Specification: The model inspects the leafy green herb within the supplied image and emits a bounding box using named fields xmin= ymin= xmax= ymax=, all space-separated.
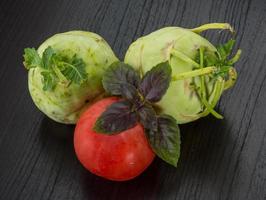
xmin=94 ymin=61 xmax=181 ymax=166
xmin=213 ymin=40 xmax=241 ymax=79
xmin=60 ymin=55 xmax=87 ymax=84
xmin=217 ymin=39 xmax=235 ymax=61
xmin=203 ymin=39 xmax=241 ymax=70
xmin=42 ymin=46 xmax=55 ymax=69
xmin=41 ymin=71 xmax=57 ymax=91
xmin=23 ymin=46 xmax=87 ymax=91
xmin=23 ymin=48 xmax=42 ymax=69
xmin=203 ymin=51 xmax=218 ymax=67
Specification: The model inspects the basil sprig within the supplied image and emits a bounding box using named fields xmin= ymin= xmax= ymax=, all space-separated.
xmin=94 ymin=61 xmax=180 ymax=167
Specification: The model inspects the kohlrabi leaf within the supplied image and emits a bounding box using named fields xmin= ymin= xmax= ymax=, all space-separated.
xmin=42 ymin=46 xmax=56 ymax=70
xmin=217 ymin=39 xmax=235 ymax=60
xmin=93 ymin=100 xmax=138 ymax=134
xmin=102 ymin=61 xmax=141 ymax=96
xmin=204 ymin=53 xmax=219 ymax=67
xmin=138 ymin=104 xmax=157 ymax=131
xmin=23 ymin=46 xmax=88 ymax=91
xmin=146 ymin=114 xmax=180 ymax=167
xmin=140 ymin=61 xmax=172 ymax=103
xmin=41 ymin=71 xmax=57 ymax=91
xmin=60 ymin=55 xmax=87 ymax=84
xmin=23 ymin=48 xmax=42 ymax=69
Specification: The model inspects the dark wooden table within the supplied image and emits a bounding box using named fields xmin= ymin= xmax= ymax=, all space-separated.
xmin=1 ymin=0 xmax=266 ymax=199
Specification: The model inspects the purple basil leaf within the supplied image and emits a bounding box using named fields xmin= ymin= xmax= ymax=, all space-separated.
xmin=102 ymin=61 xmax=141 ymax=96
xmin=138 ymin=104 xmax=157 ymax=131
xmin=140 ymin=61 xmax=172 ymax=103
xmin=93 ymin=100 xmax=137 ymax=134
xmin=120 ymin=83 xmax=141 ymax=104
xmin=146 ymin=114 xmax=180 ymax=167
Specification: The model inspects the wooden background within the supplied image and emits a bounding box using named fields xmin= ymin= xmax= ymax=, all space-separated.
xmin=0 ymin=0 xmax=266 ymax=199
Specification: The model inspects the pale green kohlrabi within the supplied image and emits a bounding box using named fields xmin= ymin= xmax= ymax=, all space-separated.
xmin=124 ymin=23 xmax=241 ymax=124
xmin=25 ymin=31 xmax=118 ymax=124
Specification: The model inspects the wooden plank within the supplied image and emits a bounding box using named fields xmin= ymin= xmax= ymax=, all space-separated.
xmin=0 ymin=0 xmax=265 ymax=199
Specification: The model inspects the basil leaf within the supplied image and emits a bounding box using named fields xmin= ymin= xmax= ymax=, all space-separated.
xmin=138 ymin=104 xmax=157 ymax=131
xmin=146 ymin=114 xmax=180 ymax=167
xmin=93 ymin=100 xmax=137 ymax=134
xmin=120 ymin=83 xmax=139 ymax=102
xmin=23 ymin=48 xmax=42 ymax=69
xmin=140 ymin=61 xmax=172 ymax=103
xmin=102 ymin=62 xmax=141 ymax=96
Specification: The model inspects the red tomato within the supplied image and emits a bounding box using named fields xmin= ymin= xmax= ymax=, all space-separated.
xmin=74 ymin=97 xmax=155 ymax=181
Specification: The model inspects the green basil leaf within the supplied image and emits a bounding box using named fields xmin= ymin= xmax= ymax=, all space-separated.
xmin=146 ymin=114 xmax=180 ymax=167
xmin=23 ymin=48 xmax=42 ymax=69
xmin=102 ymin=61 xmax=141 ymax=96
xmin=140 ymin=61 xmax=172 ymax=103
xmin=93 ymin=100 xmax=137 ymax=134
xmin=138 ymin=104 xmax=157 ymax=131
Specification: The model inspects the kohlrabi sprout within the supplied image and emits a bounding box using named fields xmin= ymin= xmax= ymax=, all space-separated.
xmin=23 ymin=31 xmax=118 ymax=124
xmin=124 ymin=23 xmax=241 ymax=124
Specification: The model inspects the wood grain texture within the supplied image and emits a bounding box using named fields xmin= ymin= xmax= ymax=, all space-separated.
xmin=0 ymin=0 xmax=266 ymax=199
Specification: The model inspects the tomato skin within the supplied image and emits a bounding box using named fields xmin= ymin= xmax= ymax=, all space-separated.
xmin=74 ymin=97 xmax=155 ymax=181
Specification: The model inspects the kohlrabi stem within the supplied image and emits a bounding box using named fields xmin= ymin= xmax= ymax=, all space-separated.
xmin=229 ymin=49 xmax=242 ymax=65
xmin=171 ymin=66 xmax=216 ymax=81
xmin=201 ymin=98 xmax=224 ymax=119
xmin=190 ymin=23 xmax=235 ymax=34
xmin=196 ymin=47 xmax=223 ymax=119
xmin=199 ymin=78 xmax=224 ymax=118
xmin=199 ymin=47 xmax=206 ymax=99
xmin=194 ymin=79 xmax=224 ymax=119
xmin=171 ymin=49 xmax=200 ymax=68
xmin=224 ymin=67 xmax=237 ymax=90
xmin=51 ymin=59 xmax=69 ymax=85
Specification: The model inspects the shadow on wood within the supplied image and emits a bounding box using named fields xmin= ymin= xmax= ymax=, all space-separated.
xmin=36 ymin=110 xmax=238 ymax=199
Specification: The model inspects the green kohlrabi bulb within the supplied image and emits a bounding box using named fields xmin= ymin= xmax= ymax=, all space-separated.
xmin=124 ymin=23 xmax=241 ymax=124
xmin=27 ymin=31 xmax=118 ymax=124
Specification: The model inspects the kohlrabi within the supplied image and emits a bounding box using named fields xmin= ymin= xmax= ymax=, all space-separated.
xmin=23 ymin=31 xmax=118 ymax=124
xmin=124 ymin=23 xmax=241 ymax=124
